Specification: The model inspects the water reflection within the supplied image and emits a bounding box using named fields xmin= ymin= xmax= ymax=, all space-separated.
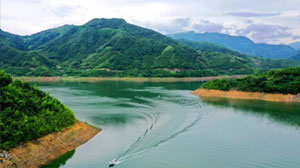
xmin=35 ymin=81 xmax=300 ymax=168
xmin=40 ymin=150 xmax=75 ymax=168
xmin=90 ymin=113 xmax=145 ymax=126
xmin=201 ymin=97 xmax=300 ymax=128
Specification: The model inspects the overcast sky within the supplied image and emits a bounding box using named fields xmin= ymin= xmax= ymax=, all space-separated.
xmin=1 ymin=0 xmax=300 ymax=44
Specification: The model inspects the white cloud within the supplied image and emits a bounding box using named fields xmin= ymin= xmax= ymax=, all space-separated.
xmin=226 ymin=12 xmax=281 ymax=17
xmin=1 ymin=0 xmax=300 ymax=44
xmin=141 ymin=18 xmax=191 ymax=34
xmin=237 ymin=24 xmax=293 ymax=43
xmin=192 ymin=20 xmax=225 ymax=33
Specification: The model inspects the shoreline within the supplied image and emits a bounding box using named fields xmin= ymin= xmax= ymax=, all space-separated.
xmin=13 ymin=75 xmax=243 ymax=83
xmin=0 ymin=121 xmax=100 ymax=168
xmin=191 ymin=89 xmax=300 ymax=103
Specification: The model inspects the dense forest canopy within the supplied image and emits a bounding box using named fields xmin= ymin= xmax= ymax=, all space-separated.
xmin=0 ymin=70 xmax=76 ymax=150
xmin=1 ymin=18 xmax=300 ymax=77
xmin=200 ymin=67 xmax=300 ymax=94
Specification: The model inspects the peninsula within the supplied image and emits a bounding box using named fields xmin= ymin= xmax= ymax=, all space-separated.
xmin=0 ymin=71 xmax=100 ymax=168
xmin=192 ymin=67 xmax=300 ymax=102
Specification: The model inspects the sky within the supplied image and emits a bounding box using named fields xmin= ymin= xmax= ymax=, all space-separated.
xmin=1 ymin=0 xmax=300 ymax=44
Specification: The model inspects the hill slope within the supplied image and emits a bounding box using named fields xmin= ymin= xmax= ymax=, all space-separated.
xmin=169 ymin=31 xmax=296 ymax=59
xmin=1 ymin=18 xmax=300 ymax=77
xmin=0 ymin=70 xmax=76 ymax=150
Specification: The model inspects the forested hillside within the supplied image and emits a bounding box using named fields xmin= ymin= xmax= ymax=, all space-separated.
xmin=1 ymin=18 xmax=300 ymax=77
xmin=0 ymin=70 xmax=76 ymax=150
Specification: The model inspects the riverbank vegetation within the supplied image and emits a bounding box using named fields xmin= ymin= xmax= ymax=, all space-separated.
xmin=0 ymin=70 xmax=76 ymax=150
xmin=200 ymin=67 xmax=300 ymax=94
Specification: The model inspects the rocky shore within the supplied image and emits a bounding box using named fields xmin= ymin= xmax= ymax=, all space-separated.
xmin=0 ymin=121 xmax=100 ymax=168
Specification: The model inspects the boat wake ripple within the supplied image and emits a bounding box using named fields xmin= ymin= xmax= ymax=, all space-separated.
xmin=110 ymin=95 xmax=207 ymax=166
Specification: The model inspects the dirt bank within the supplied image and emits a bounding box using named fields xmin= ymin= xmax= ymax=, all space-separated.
xmin=191 ymin=89 xmax=300 ymax=103
xmin=0 ymin=121 xmax=100 ymax=168
xmin=13 ymin=75 xmax=242 ymax=83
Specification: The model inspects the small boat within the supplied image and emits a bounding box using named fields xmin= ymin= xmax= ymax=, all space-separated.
xmin=109 ymin=159 xmax=120 ymax=167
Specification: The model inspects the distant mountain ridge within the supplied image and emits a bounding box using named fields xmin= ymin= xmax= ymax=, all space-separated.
xmin=290 ymin=42 xmax=300 ymax=50
xmin=289 ymin=50 xmax=300 ymax=61
xmin=1 ymin=18 xmax=300 ymax=77
xmin=168 ymin=31 xmax=296 ymax=59
xmin=177 ymin=39 xmax=300 ymax=71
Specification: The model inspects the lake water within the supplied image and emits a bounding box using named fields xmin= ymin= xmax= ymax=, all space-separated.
xmin=35 ymin=81 xmax=300 ymax=168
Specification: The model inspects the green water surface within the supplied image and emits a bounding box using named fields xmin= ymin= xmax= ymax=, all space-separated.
xmin=36 ymin=81 xmax=300 ymax=168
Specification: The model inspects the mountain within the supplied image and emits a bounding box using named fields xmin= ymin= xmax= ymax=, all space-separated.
xmin=290 ymin=42 xmax=300 ymax=50
xmin=168 ymin=31 xmax=296 ymax=59
xmin=0 ymin=19 xmax=215 ymax=77
xmin=289 ymin=50 xmax=300 ymax=61
xmin=177 ymin=39 xmax=300 ymax=71
xmin=1 ymin=18 xmax=299 ymax=77
xmin=177 ymin=39 xmax=245 ymax=56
